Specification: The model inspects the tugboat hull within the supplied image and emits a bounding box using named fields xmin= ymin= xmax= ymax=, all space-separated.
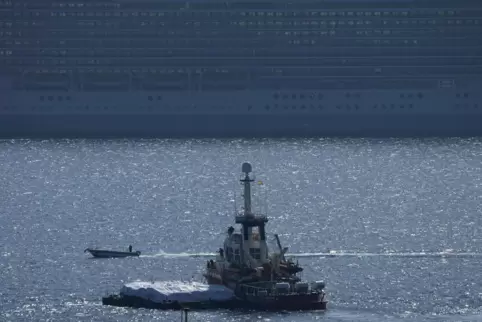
xmin=203 ymin=272 xmax=328 ymax=311
xmin=236 ymin=292 xmax=327 ymax=311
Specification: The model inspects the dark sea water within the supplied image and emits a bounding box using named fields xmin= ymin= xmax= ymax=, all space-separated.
xmin=1 ymin=138 xmax=482 ymax=322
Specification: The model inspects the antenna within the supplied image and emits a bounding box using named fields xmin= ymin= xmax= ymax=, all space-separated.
xmin=233 ymin=178 xmax=237 ymax=215
xmin=264 ymin=183 xmax=268 ymax=216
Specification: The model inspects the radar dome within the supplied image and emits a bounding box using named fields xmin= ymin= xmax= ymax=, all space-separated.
xmin=241 ymin=162 xmax=252 ymax=174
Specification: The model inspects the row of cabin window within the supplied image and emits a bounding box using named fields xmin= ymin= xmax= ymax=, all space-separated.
xmin=15 ymin=104 xmax=480 ymax=112
xmin=4 ymin=31 xmax=474 ymax=42
xmin=27 ymin=93 xmax=430 ymax=100
xmin=0 ymin=30 xmax=474 ymax=48
xmin=1 ymin=40 xmax=476 ymax=52
xmin=5 ymin=19 xmax=481 ymax=26
xmin=4 ymin=57 xmax=480 ymax=70
xmin=48 ymin=8 xmax=458 ymax=16
xmin=2 ymin=10 xmax=482 ymax=19
xmin=3 ymin=0 xmax=477 ymax=11
xmin=2 ymin=38 xmax=474 ymax=47
xmin=10 ymin=57 xmax=474 ymax=71
xmin=7 ymin=30 xmax=480 ymax=40
xmin=0 ymin=42 xmax=474 ymax=58
xmin=2 ymin=40 xmax=450 ymax=53
xmin=7 ymin=84 xmax=442 ymax=91
xmin=11 ymin=23 xmax=475 ymax=34
xmin=1 ymin=2 xmax=120 ymax=9
xmin=7 ymin=52 xmax=480 ymax=67
xmin=17 ymin=66 xmax=466 ymax=78
xmin=2 ymin=72 xmax=439 ymax=86
xmin=6 ymin=57 xmax=481 ymax=71
xmin=5 ymin=29 xmax=478 ymax=42
xmin=11 ymin=66 xmax=454 ymax=82
xmin=3 ymin=20 xmax=481 ymax=30
xmin=2 ymin=30 xmax=479 ymax=42
xmin=2 ymin=9 xmax=474 ymax=17
xmin=4 ymin=10 xmax=481 ymax=20
xmin=6 ymin=56 xmax=482 ymax=68
xmin=7 ymin=104 xmax=480 ymax=112
xmin=23 ymin=95 xmax=476 ymax=103
xmin=2 ymin=50 xmax=473 ymax=59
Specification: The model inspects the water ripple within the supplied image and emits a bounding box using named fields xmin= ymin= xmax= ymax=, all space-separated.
xmin=1 ymin=138 xmax=482 ymax=321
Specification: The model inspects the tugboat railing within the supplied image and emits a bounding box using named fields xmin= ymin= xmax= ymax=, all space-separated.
xmin=234 ymin=214 xmax=268 ymax=221
xmin=240 ymin=282 xmax=290 ymax=296
xmin=239 ymin=284 xmax=274 ymax=297
xmin=239 ymin=281 xmax=319 ymax=297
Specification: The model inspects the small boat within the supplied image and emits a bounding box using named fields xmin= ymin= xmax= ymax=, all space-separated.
xmin=84 ymin=248 xmax=141 ymax=258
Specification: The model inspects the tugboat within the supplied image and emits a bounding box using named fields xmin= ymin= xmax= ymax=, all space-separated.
xmin=203 ymin=162 xmax=327 ymax=311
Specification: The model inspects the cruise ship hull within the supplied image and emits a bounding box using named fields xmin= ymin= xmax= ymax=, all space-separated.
xmin=1 ymin=113 xmax=481 ymax=138
xmin=2 ymin=0 xmax=482 ymax=138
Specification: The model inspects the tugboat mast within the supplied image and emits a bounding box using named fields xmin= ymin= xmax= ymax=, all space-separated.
xmin=240 ymin=162 xmax=254 ymax=215
xmin=235 ymin=162 xmax=269 ymax=267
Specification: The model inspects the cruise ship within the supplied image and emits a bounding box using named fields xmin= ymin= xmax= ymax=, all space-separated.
xmin=1 ymin=0 xmax=482 ymax=138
